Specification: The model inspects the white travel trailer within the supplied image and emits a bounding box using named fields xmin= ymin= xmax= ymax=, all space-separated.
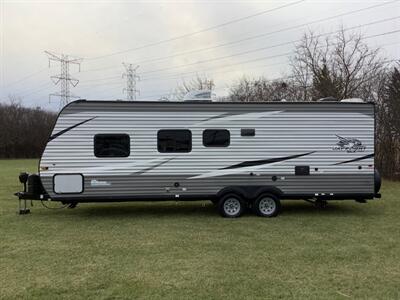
xmin=16 ymin=99 xmax=381 ymax=217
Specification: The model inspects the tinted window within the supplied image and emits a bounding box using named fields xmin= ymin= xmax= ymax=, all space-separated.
xmin=203 ymin=129 xmax=230 ymax=147
xmin=158 ymin=130 xmax=191 ymax=153
xmin=94 ymin=134 xmax=130 ymax=157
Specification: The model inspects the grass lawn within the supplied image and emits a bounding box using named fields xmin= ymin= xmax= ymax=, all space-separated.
xmin=0 ymin=159 xmax=399 ymax=299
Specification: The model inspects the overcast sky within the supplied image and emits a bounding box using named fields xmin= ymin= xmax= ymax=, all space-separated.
xmin=1 ymin=0 xmax=399 ymax=110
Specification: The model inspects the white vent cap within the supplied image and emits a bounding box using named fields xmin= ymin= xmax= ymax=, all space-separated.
xmin=183 ymin=90 xmax=216 ymax=101
xmin=340 ymin=98 xmax=365 ymax=103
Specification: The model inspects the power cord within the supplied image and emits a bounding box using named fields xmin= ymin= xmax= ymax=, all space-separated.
xmin=40 ymin=200 xmax=69 ymax=209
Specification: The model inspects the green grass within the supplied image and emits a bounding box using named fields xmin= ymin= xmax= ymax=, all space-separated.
xmin=0 ymin=159 xmax=399 ymax=299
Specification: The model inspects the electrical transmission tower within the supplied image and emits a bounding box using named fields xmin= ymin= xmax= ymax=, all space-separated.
xmin=45 ymin=51 xmax=82 ymax=108
xmin=122 ymin=63 xmax=140 ymax=100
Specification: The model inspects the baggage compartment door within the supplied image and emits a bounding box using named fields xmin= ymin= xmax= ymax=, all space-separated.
xmin=53 ymin=174 xmax=84 ymax=194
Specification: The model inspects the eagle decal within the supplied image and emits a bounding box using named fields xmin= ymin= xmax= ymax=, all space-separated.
xmin=333 ymin=135 xmax=366 ymax=153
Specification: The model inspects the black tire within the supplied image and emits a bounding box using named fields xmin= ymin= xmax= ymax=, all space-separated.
xmin=253 ymin=193 xmax=281 ymax=217
xmin=217 ymin=193 xmax=245 ymax=218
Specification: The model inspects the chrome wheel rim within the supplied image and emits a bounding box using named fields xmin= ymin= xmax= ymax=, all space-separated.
xmin=259 ymin=197 xmax=276 ymax=215
xmin=223 ymin=198 xmax=241 ymax=216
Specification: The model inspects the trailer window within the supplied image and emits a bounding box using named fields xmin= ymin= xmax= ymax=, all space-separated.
xmin=203 ymin=129 xmax=230 ymax=147
xmin=94 ymin=134 xmax=130 ymax=157
xmin=158 ymin=130 xmax=191 ymax=153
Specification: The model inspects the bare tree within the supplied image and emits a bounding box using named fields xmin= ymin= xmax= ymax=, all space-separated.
xmin=229 ymin=76 xmax=305 ymax=102
xmin=229 ymin=76 xmax=255 ymax=102
xmin=384 ymin=66 xmax=400 ymax=138
xmin=290 ymin=28 xmax=385 ymax=101
xmin=375 ymin=66 xmax=400 ymax=179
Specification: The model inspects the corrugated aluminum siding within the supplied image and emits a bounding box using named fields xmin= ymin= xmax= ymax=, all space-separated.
xmin=40 ymin=100 xmax=375 ymax=199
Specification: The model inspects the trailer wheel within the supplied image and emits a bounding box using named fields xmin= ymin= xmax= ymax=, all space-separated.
xmin=218 ymin=194 xmax=245 ymax=218
xmin=253 ymin=194 xmax=281 ymax=217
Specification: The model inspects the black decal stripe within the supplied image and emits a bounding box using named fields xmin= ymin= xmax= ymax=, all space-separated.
xmin=221 ymin=151 xmax=316 ymax=170
xmin=135 ymin=158 xmax=174 ymax=175
xmin=48 ymin=117 xmax=96 ymax=141
xmin=333 ymin=153 xmax=374 ymax=165
xmin=200 ymin=113 xmax=231 ymax=123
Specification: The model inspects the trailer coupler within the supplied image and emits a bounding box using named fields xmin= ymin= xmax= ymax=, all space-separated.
xmin=15 ymin=191 xmax=52 ymax=214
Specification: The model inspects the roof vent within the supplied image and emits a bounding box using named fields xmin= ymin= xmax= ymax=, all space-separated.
xmin=340 ymin=98 xmax=364 ymax=103
xmin=317 ymin=97 xmax=338 ymax=102
xmin=183 ymin=90 xmax=215 ymax=102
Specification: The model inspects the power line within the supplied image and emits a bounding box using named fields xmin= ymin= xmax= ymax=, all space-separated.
xmin=21 ymin=25 xmax=397 ymax=100
xmin=134 ymin=14 xmax=400 ymax=67
xmin=78 ymin=83 xmax=122 ymax=97
xmin=45 ymin=51 xmax=82 ymax=108
xmin=136 ymin=43 xmax=400 ymax=93
xmin=138 ymin=77 xmax=294 ymax=101
xmin=75 ymin=3 xmax=325 ymax=75
xmin=73 ymin=16 xmax=399 ymax=87
xmin=25 ymin=55 xmax=400 ymax=103
xmin=137 ymin=57 xmax=400 ymax=101
xmin=139 ymin=29 xmax=400 ymax=77
xmin=54 ymin=42 xmax=400 ymax=101
xmin=79 ymin=74 xmax=121 ymax=85
xmin=72 ymin=33 xmax=400 ymax=93
xmin=87 ymin=0 xmax=306 ymax=61
xmin=87 ymin=0 xmax=397 ymax=63
xmin=19 ymin=82 xmax=53 ymax=98
xmin=16 ymin=25 xmax=398 ymax=100
xmin=2 ymin=67 xmax=49 ymax=88
xmin=78 ymin=79 xmax=122 ymax=89
xmin=72 ymin=29 xmax=400 ymax=92
xmin=144 ymin=50 xmax=400 ymax=85
xmin=76 ymin=1 xmax=398 ymax=76
xmin=5 ymin=0 xmax=397 ymax=91
xmin=142 ymin=61 xmax=290 ymax=83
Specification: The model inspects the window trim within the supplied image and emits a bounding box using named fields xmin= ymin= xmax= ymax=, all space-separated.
xmin=94 ymin=133 xmax=131 ymax=158
xmin=157 ymin=129 xmax=192 ymax=153
xmin=202 ymin=129 xmax=230 ymax=147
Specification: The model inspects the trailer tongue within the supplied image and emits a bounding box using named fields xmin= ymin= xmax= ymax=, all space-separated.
xmin=15 ymin=172 xmax=47 ymax=214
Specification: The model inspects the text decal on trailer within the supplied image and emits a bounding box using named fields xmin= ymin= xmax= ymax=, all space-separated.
xmin=333 ymin=135 xmax=366 ymax=153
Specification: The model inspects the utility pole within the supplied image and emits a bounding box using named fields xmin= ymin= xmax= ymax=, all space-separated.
xmin=45 ymin=51 xmax=82 ymax=108
xmin=122 ymin=63 xmax=140 ymax=100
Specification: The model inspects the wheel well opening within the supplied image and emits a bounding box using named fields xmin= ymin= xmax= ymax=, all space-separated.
xmin=217 ymin=186 xmax=282 ymax=203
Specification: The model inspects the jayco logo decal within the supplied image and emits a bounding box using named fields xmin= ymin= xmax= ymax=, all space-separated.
xmin=333 ymin=135 xmax=366 ymax=153
xmin=90 ymin=179 xmax=111 ymax=187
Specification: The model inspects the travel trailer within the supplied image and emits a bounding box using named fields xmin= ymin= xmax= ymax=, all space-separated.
xmin=16 ymin=98 xmax=381 ymax=217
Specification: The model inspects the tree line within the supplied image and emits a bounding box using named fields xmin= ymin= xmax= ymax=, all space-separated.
xmin=0 ymin=98 xmax=56 ymax=158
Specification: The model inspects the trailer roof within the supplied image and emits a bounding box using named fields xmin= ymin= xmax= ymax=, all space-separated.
xmin=72 ymin=99 xmax=374 ymax=106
